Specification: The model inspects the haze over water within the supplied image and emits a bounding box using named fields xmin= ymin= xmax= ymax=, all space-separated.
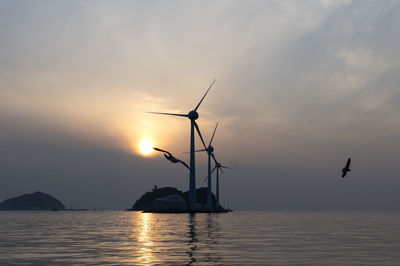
xmin=1 ymin=211 xmax=400 ymax=265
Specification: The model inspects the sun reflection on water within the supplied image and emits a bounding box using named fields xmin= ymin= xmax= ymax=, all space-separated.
xmin=137 ymin=212 xmax=154 ymax=264
xmin=1 ymin=211 xmax=400 ymax=264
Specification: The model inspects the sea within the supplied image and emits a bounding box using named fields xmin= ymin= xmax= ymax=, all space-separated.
xmin=0 ymin=211 xmax=399 ymax=265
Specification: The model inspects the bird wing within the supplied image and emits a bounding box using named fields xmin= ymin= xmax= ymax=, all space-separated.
xmin=346 ymin=158 xmax=351 ymax=168
xmin=153 ymin=147 xmax=172 ymax=157
xmin=342 ymin=170 xmax=347 ymax=178
xmin=168 ymin=155 xmax=179 ymax=163
xmin=178 ymin=160 xmax=190 ymax=170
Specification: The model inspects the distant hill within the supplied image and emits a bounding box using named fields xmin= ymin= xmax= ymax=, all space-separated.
xmin=130 ymin=186 xmax=221 ymax=211
xmin=0 ymin=191 xmax=66 ymax=211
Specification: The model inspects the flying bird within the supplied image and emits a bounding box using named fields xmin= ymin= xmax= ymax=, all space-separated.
xmin=153 ymin=147 xmax=190 ymax=170
xmin=341 ymin=157 xmax=351 ymax=178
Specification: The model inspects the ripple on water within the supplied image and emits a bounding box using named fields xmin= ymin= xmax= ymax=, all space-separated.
xmin=1 ymin=211 xmax=400 ymax=265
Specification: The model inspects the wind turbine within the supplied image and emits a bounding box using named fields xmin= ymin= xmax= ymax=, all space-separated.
xmin=148 ymin=79 xmax=216 ymax=211
xmin=195 ymin=122 xmax=219 ymax=211
xmin=209 ymin=161 xmax=231 ymax=211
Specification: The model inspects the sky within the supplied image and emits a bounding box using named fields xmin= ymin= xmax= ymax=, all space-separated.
xmin=1 ymin=0 xmax=400 ymax=210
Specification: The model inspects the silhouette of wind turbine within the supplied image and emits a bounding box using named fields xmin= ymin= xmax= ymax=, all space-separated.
xmin=209 ymin=161 xmax=231 ymax=211
xmin=153 ymin=147 xmax=190 ymax=170
xmin=148 ymin=79 xmax=215 ymax=211
xmin=194 ymin=122 xmax=219 ymax=211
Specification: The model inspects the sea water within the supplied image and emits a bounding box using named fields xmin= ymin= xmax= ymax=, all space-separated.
xmin=1 ymin=211 xmax=399 ymax=265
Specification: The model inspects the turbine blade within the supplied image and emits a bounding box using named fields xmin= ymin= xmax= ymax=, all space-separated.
xmin=182 ymin=149 xmax=207 ymax=154
xmin=194 ymin=79 xmax=216 ymax=111
xmin=211 ymin=166 xmax=217 ymax=174
xmin=210 ymin=153 xmax=218 ymax=165
xmin=194 ymin=121 xmax=207 ymax=150
xmin=204 ymin=165 xmax=217 ymax=182
xmin=221 ymin=166 xmax=232 ymax=169
xmin=209 ymin=122 xmax=219 ymax=146
xmin=147 ymin=112 xmax=188 ymax=117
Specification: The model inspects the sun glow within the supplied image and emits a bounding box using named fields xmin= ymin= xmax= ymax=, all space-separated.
xmin=139 ymin=139 xmax=154 ymax=156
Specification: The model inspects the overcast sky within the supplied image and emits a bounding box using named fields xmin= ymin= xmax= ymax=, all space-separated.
xmin=1 ymin=0 xmax=400 ymax=210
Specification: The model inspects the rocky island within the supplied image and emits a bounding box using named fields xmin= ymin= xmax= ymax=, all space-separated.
xmin=129 ymin=186 xmax=232 ymax=213
xmin=0 ymin=191 xmax=66 ymax=211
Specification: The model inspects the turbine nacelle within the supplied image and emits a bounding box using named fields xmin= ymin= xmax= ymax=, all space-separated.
xmin=207 ymin=145 xmax=214 ymax=153
xmin=188 ymin=110 xmax=199 ymax=120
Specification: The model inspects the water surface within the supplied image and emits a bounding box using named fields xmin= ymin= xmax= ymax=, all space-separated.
xmin=1 ymin=211 xmax=399 ymax=265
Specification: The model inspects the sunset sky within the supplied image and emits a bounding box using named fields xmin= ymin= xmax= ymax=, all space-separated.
xmin=1 ymin=0 xmax=400 ymax=210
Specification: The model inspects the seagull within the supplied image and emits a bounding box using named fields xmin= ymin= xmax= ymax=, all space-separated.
xmin=153 ymin=147 xmax=190 ymax=170
xmin=341 ymin=157 xmax=351 ymax=178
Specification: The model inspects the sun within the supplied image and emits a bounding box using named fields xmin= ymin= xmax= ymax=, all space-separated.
xmin=139 ymin=139 xmax=154 ymax=156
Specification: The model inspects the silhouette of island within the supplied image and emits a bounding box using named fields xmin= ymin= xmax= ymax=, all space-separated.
xmin=0 ymin=191 xmax=66 ymax=211
xmin=129 ymin=186 xmax=231 ymax=213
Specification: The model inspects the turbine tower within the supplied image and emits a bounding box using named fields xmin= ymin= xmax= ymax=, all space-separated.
xmin=196 ymin=122 xmax=219 ymax=211
xmin=149 ymin=79 xmax=215 ymax=211
xmin=211 ymin=161 xmax=230 ymax=210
